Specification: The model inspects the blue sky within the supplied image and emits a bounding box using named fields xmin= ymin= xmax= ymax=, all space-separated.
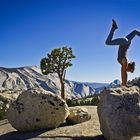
xmin=0 ymin=0 xmax=140 ymax=83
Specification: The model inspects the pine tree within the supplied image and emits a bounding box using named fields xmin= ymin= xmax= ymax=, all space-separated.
xmin=40 ymin=46 xmax=75 ymax=100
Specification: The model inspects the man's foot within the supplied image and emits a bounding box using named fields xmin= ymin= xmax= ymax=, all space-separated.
xmin=112 ymin=19 xmax=118 ymax=29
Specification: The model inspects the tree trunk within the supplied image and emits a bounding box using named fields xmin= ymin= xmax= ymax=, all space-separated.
xmin=60 ymin=78 xmax=65 ymax=100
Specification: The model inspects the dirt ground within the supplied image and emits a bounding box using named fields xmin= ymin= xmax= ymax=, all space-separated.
xmin=0 ymin=106 xmax=107 ymax=140
xmin=0 ymin=106 xmax=139 ymax=140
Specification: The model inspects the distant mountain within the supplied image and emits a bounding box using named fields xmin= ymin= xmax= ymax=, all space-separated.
xmin=109 ymin=79 xmax=121 ymax=87
xmin=0 ymin=66 xmax=121 ymax=99
xmin=83 ymin=80 xmax=121 ymax=94
xmin=0 ymin=66 xmax=95 ymax=99
xmin=84 ymin=82 xmax=109 ymax=89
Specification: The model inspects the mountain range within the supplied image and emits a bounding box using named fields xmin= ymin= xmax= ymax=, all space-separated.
xmin=0 ymin=66 xmax=120 ymax=99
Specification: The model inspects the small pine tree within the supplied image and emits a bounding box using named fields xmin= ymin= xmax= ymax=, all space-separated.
xmin=66 ymin=99 xmax=72 ymax=107
xmin=0 ymin=103 xmax=7 ymax=120
xmin=40 ymin=46 xmax=75 ymax=100
xmin=91 ymin=96 xmax=99 ymax=106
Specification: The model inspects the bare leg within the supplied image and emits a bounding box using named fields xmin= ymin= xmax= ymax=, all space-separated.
xmin=126 ymin=29 xmax=140 ymax=41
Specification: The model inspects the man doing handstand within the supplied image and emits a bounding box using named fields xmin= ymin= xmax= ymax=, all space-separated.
xmin=105 ymin=19 xmax=140 ymax=86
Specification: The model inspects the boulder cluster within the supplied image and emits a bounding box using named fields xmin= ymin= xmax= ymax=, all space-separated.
xmin=7 ymin=89 xmax=91 ymax=132
xmin=7 ymin=84 xmax=140 ymax=140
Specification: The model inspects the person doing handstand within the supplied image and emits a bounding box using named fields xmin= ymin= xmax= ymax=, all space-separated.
xmin=105 ymin=19 xmax=140 ymax=86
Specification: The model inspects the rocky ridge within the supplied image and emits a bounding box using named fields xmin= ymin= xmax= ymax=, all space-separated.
xmin=0 ymin=66 xmax=95 ymax=99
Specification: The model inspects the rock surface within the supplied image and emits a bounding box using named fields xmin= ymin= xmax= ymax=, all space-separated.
xmin=0 ymin=106 xmax=139 ymax=140
xmin=0 ymin=106 xmax=106 ymax=140
xmin=98 ymin=86 xmax=140 ymax=140
xmin=7 ymin=89 xmax=69 ymax=132
xmin=66 ymin=107 xmax=91 ymax=125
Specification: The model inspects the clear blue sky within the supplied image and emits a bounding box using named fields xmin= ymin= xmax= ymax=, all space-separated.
xmin=0 ymin=0 xmax=140 ymax=83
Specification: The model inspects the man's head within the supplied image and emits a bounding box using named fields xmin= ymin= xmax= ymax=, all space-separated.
xmin=127 ymin=62 xmax=135 ymax=73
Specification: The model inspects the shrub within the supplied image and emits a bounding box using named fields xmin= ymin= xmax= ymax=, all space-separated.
xmin=66 ymin=95 xmax=100 ymax=107
xmin=0 ymin=103 xmax=7 ymax=120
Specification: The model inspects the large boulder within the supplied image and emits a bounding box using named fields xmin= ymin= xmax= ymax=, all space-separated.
xmin=7 ymin=89 xmax=69 ymax=132
xmin=66 ymin=107 xmax=91 ymax=125
xmin=97 ymin=86 xmax=140 ymax=140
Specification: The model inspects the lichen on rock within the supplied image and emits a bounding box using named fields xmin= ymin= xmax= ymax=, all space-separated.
xmin=7 ymin=88 xmax=69 ymax=132
xmin=97 ymin=86 xmax=140 ymax=140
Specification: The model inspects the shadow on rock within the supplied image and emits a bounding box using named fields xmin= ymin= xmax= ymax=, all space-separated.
xmin=0 ymin=130 xmax=106 ymax=140
xmin=38 ymin=135 xmax=107 ymax=140
xmin=0 ymin=129 xmax=49 ymax=140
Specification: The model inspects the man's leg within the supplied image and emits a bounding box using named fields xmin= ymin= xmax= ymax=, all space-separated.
xmin=105 ymin=25 xmax=129 ymax=46
xmin=126 ymin=29 xmax=140 ymax=41
xmin=105 ymin=27 xmax=116 ymax=45
xmin=120 ymin=58 xmax=128 ymax=86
